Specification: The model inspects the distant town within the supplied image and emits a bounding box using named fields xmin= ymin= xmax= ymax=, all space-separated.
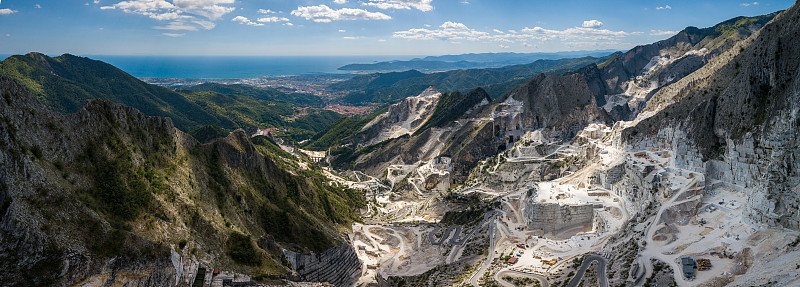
xmin=143 ymin=74 xmax=379 ymax=116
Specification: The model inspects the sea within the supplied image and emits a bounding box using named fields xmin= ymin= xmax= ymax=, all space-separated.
xmin=0 ymin=54 xmax=418 ymax=79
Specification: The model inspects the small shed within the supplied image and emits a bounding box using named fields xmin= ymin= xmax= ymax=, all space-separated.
xmin=681 ymin=257 xmax=697 ymax=278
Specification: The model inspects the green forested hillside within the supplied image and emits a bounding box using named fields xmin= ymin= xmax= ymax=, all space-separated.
xmin=0 ymin=53 xmax=341 ymax=140
xmin=301 ymin=105 xmax=390 ymax=151
xmin=182 ymin=82 xmax=324 ymax=108
xmin=0 ymin=53 xmax=222 ymax=131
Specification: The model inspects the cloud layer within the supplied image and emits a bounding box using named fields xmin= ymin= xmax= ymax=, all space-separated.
xmin=394 ymin=21 xmax=639 ymax=45
xmin=101 ymin=0 xmax=235 ymax=30
xmin=364 ymin=0 xmax=433 ymax=12
xmin=650 ymin=29 xmax=678 ymax=36
xmin=232 ymin=15 xmax=263 ymax=26
xmin=291 ymin=4 xmax=390 ymax=22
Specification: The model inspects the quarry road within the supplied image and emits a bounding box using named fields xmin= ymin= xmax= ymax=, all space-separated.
xmin=639 ymin=175 xmax=700 ymax=286
xmin=566 ymin=255 xmax=608 ymax=287
xmin=495 ymin=269 xmax=550 ymax=287
xmin=429 ymin=225 xmax=462 ymax=245
xmin=507 ymin=144 xmax=573 ymax=163
xmin=469 ymin=212 xmax=498 ymax=287
xmin=447 ymin=213 xmax=492 ymax=263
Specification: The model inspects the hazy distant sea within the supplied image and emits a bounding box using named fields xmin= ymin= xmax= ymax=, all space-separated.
xmin=0 ymin=54 xmax=417 ymax=79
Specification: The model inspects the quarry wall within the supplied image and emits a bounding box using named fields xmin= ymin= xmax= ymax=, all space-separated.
xmin=283 ymin=243 xmax=362 ymax=287
xmin=524 ymin=202 xmax=594 ymax=235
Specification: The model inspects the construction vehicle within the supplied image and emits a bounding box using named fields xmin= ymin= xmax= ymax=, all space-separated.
xmin=697 ymin=258 xmax=712 ymax=271
xmin=543 ymin=259 xmax=558 ymax=265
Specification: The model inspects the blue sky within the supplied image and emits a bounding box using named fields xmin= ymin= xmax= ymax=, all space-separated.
xmin=0 ymin=0 xmax=794 ymax=56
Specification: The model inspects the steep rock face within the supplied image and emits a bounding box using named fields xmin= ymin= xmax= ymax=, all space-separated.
xmin=440 ymin=120 xmax=498 ymax=183
xmin=511 ymin=73 xmax=607 ymax=139
xmin=625 ymin=4 xmax=800 ymax=230
xmin=341 ymin=87 xmax=492 ymax=181
xmin=589 ymin=12 xmax=777 ymax=121
xmin=440 ymin=73 xmax=607 ymax=182
xmin=0 ymin=76 xmax=363 ymax=286
xmin=354 ymin=87 xmax=441 ymax=147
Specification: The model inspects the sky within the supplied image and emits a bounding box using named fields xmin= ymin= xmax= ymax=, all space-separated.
xmin=0 ymin=0 xmax=795 ymax=56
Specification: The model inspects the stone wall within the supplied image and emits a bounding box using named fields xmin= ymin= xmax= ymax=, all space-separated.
xmin=283 ymin=243 xmax=362 ymax=287
xmin=524 ymin=202 xmax=594 ymax=235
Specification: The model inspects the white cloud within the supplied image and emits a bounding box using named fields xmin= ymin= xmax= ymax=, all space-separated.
xmin=650 ymin=29 xmax=678 ymax=36
xmin=499 ymin=44 xmax=509 ymax=49
xmin=377 ymin=39 xmax=386 ymax=42
xmin=740 ymin=2 xmax=759 ymax=6
xmin=393 ymin=21 xmax=490 ymax=41
xmin=154 ymin=21 xmax=199 ymax=31
xmin=460 ymin=0 xmax=470 ymax=4
xmin=338 ymin=29 xmax=346 ymax=32
xmin=101 ymin=0 xmax=234 ymax=31
xmin=162 ymin=32 xmax=185 ymax=37
xmin=34 ymin=4 xmax=42 ymax=8
xmin=283 ymin=22 xmax=294 ymax=26
xmin=656 ymin=5 xmax=671 ymax=10
xmin=232 ymin=15 xmax=264 ymax=26
xmin=291 ymin=5 xmax=390 ymax=23
xmin=394 ymin=21 xmax=638 ymax=46
xmin=101 ymin=1 xmax=176 ymax=12
xmin=0 ymin=8 xmax=17 ymax=15
xmin=192 ymin=19 xmax=215 ymax=29
xmin=519 ymin=26 xmax=637 ymax=41
xmin=258 ymin=9 xmax=279 ymax=14
xmin=364 ymin=0 xmax=433 ymax=12
xmin=333 ymin=0 xmax=347 ymax=4
xmin=343 ymin=36 xmax=359 ymax=39
xmin=149 ymin=12 xmax=185 ymax=20
xmin=582 ymin=20 xmax=603 ymax=28
xmin=257 ymin=16 xmax=289 ymax=23
xmin=5 ymin=34 xmax=10 ymax=37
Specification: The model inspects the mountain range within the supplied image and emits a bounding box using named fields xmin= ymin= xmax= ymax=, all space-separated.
xmin=338 ymin=50 xmax=619 ymax=72
xmin=3 ymin=5 xmax=800 ymax=287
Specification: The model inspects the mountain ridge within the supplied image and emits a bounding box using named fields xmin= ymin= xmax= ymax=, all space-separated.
xmin=0 ymin=75 xmax=364 ymax=286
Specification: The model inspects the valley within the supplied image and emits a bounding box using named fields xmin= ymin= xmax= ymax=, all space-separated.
xmin=3 ymin=2 xmax=800 ymax=287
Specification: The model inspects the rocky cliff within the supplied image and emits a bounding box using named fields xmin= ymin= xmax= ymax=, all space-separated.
xmin=440 ymin=73 xmax=608 ymax=182
xmin=625 ymin=3 xmax=800 ymax=230
xmin=581 ymin=12 xmax=777 ymax=121
xmin=353 ymin=86 xmax=441 ymax=147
